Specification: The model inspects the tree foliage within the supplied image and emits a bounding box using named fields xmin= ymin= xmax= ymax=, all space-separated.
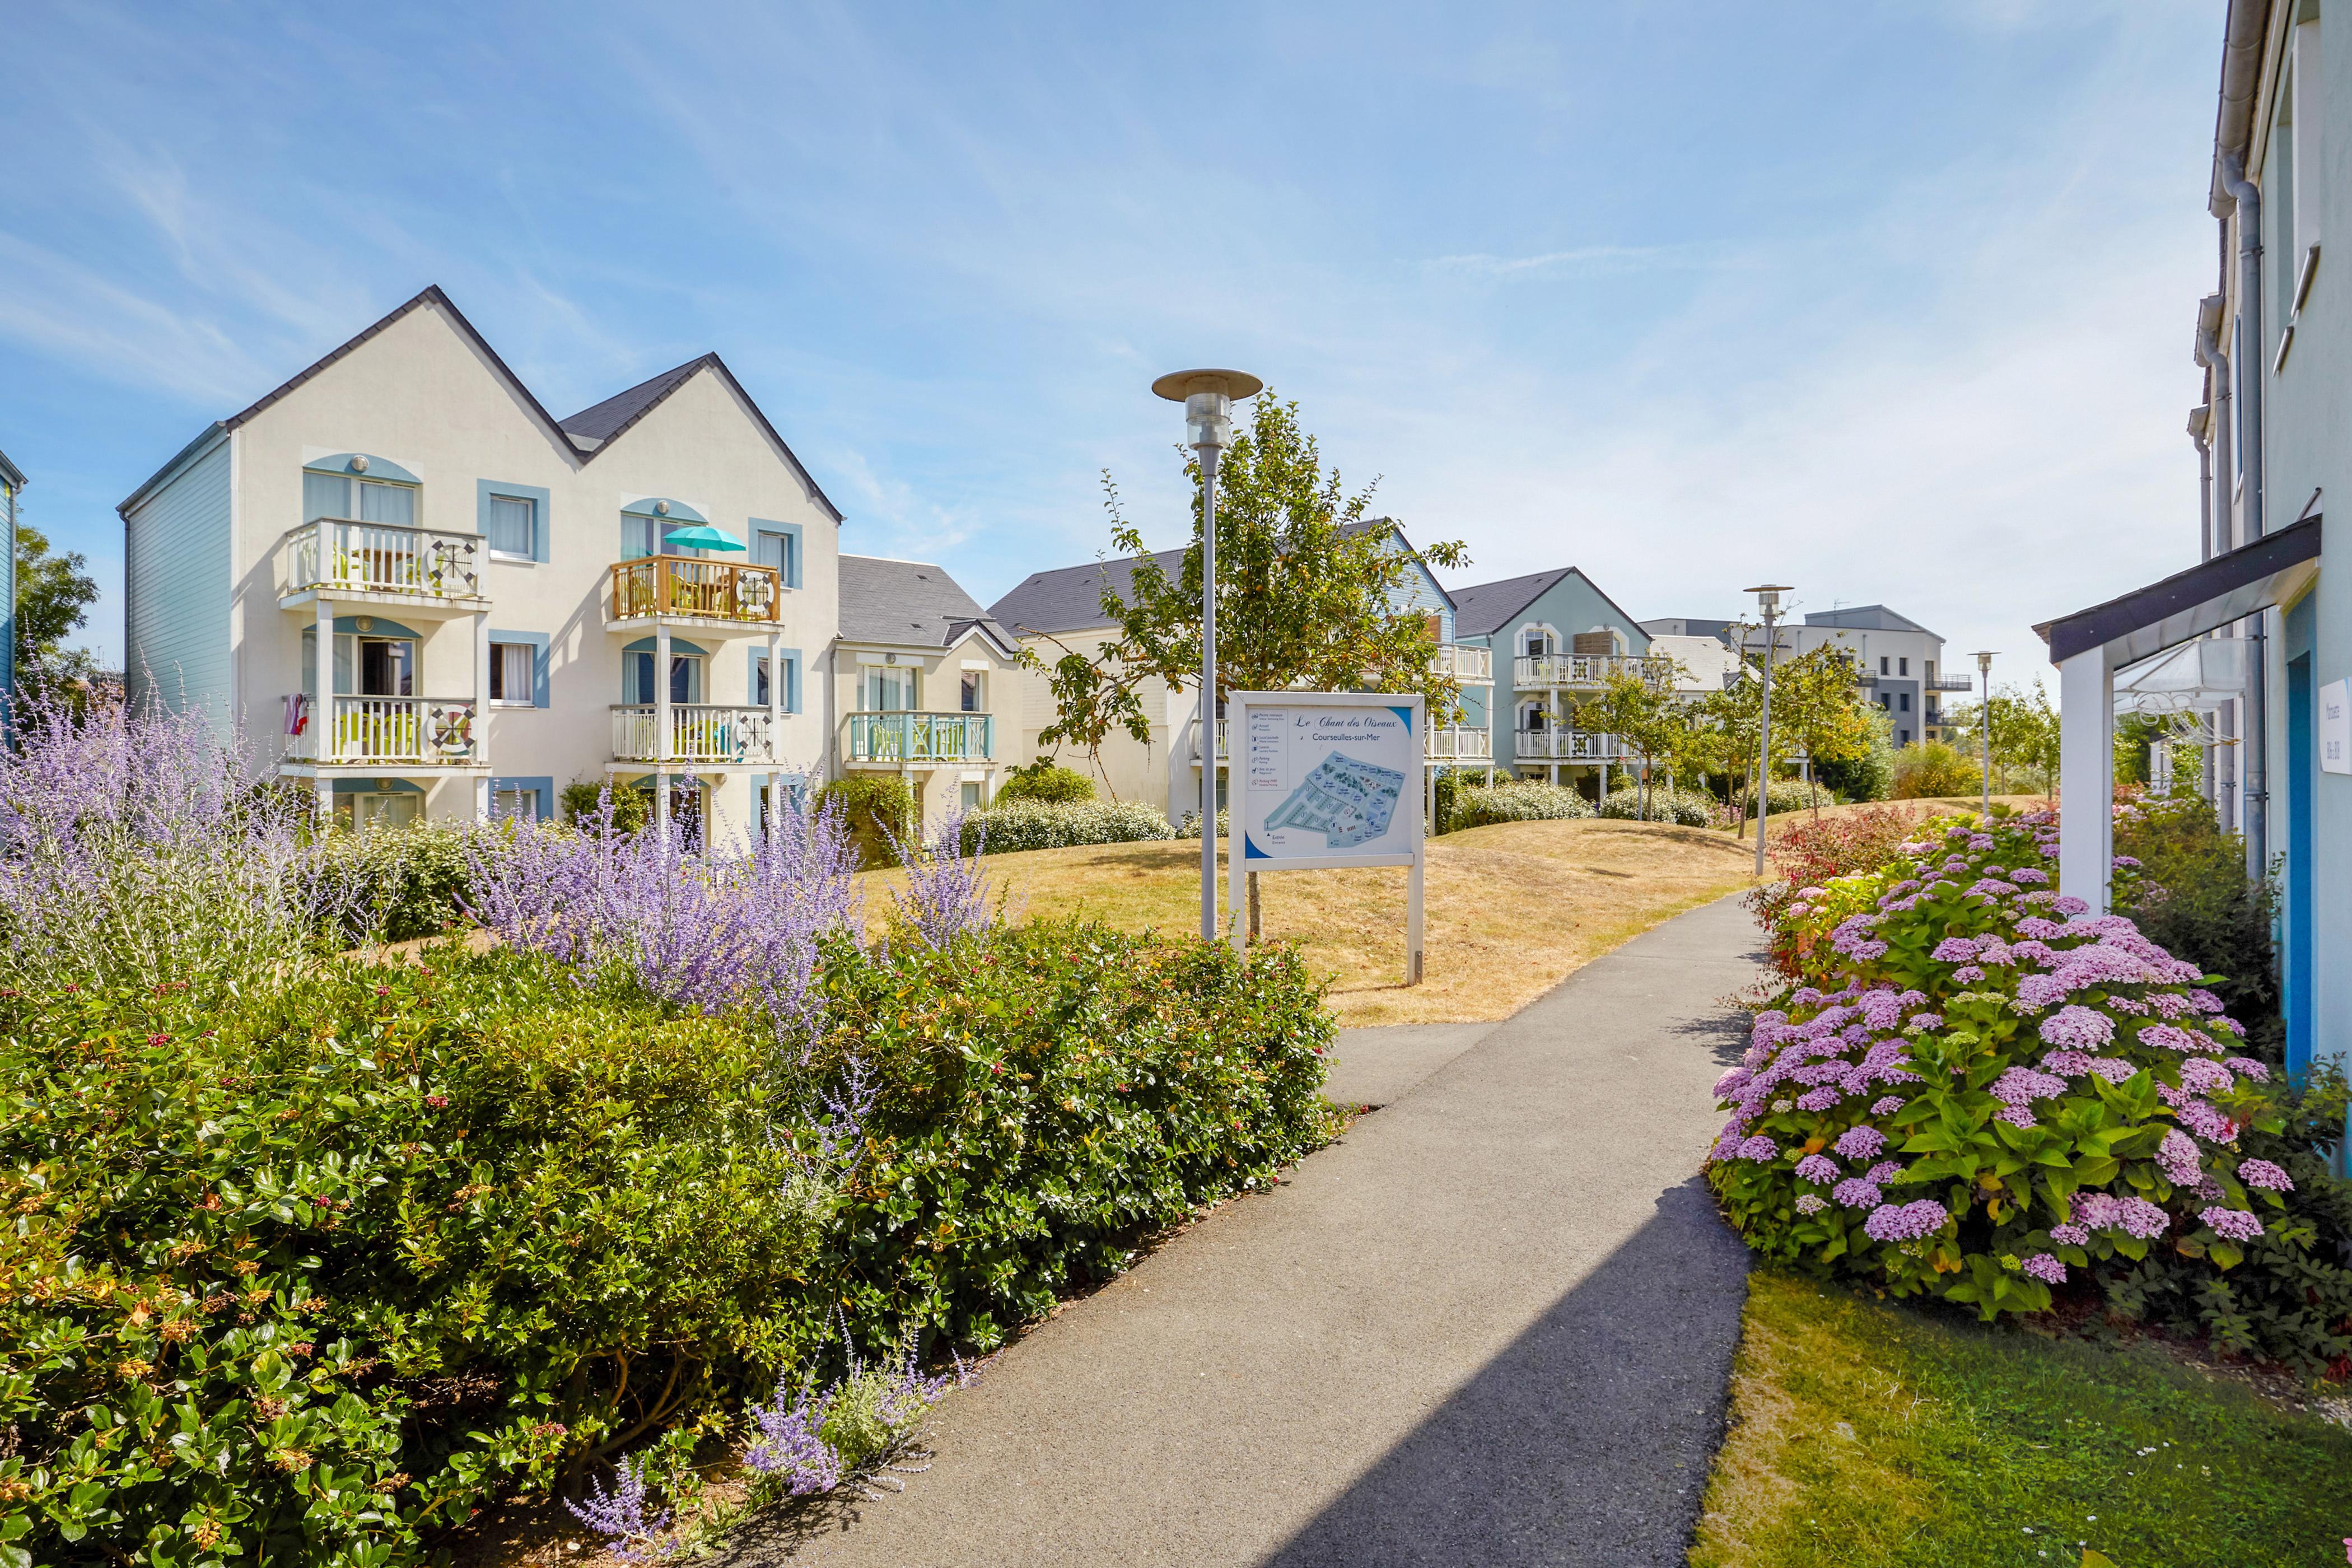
xmin=16 ymin=520 xmax=99 ymax=664
xmin=1571 ymin=657 xmax=1691 ymax=819
xmin=1029 ymin=396 xmax=1469 ymax=767
xmin=1944 ymin=680 xmax=2062 ymax=791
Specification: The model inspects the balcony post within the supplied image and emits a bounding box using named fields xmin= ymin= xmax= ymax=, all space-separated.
xmin=655 ymin=622 xmax=673 ymax=846
xmin=315 ymin=596 xmax=335 ymax=764
xmin=767 ymin=630 xmax=783 ymax=846
xmin=473 ymin=610 xmax=491 ymax=822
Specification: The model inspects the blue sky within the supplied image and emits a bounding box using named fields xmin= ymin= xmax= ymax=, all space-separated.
xmin=4 ymin=1 xmax=2221 ymax=694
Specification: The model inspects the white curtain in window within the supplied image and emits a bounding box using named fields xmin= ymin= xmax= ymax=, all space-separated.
xmin=493 ymin=642 xmax=533 ymax=702
xmin=487 ymin=496 xmax=534 ymax=556
xmin=357 ymin=480 xmax=415 ymax=527
xmin=304 ymin=472 xmax=351 ymax=522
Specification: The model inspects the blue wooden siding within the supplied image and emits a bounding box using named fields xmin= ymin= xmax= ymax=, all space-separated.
xmin=125 ymin=434 xmax=232 ymax=726
xmin=1378 ymin=537 xmax=1455 ymax=643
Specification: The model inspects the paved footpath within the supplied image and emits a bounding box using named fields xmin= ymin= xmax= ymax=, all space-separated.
xmin=739 ymin=894 xmax=1766 ymax=1568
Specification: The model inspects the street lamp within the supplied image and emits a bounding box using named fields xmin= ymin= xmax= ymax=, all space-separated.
xmin=1154 ymin=368 xmax=1263 ymax=942
xmin=1973 ymin=650 xmax=1998 ymax=815
xmin=1745 ymin=584 xmax=1794 ymax=878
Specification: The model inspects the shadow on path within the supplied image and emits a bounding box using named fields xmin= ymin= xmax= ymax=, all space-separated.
xmin=1262 ymin=1180 xmax=1750 ymax=1568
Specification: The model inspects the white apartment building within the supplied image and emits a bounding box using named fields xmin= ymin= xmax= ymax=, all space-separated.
xmin=118 ymin=287 xmax=842 ymax=835
xmin=1640 ymin=605 xmax=1969 ymax=746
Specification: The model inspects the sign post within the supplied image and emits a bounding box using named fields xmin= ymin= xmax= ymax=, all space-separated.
xmin=1226 ymin=691 xmax=1425 ymax=984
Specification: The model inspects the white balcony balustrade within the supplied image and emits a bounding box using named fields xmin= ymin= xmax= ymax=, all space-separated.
xmin=611 ymin=704 xmax=782 ymax=764
xmin=283 ymin=695 xmax=478 ymax=765
xmin=1425 ymin=726 xmax=1492 ymax=761
xmin=1513 ymin=654 xmax=1670 ymax=690
xmin=283 ymin=520 xmax=483 ymax=600
xmin=1514 ymin=727 xmax=1620 ymax=762
xmin=1431 ymin=644 xmax=1494 ymax=681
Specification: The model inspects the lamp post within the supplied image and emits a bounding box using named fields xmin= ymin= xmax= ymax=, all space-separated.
xmin=1153 ymin=368 xmax=1263 ymax=942
xmin=1746 ymin=584 xmax=1793 ymax=878
xmin=1973 ymin=650 xmax=1998 ymax=815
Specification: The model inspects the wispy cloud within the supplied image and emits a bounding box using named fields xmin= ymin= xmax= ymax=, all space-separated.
xmin=1424 ymin=244 xmax=1735 ymax=279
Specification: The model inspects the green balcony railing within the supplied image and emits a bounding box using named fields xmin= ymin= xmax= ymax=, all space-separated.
xmin=847 ymin=711 xmax=993 ymax=764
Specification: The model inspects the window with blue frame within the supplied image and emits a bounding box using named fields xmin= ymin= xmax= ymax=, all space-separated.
xmin=486 ymin=494 xmax=536 ymax=558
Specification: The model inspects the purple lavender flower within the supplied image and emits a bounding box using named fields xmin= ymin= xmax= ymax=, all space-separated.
xmin=564 ymin=1456 xmax=678 ymax=1563
xmin=1863 ymin=1200 xmax=1950 ymax=1242
xmin=743 ymin=1376 xmax=846 ymax=1497
xmin=884 ymin=809 xmax=1000 ymax=948
xmin=2237 ymin=1159 xmax=2293 ymax=1192
xmin=2050 ymin=1224 xmax=2090 ymax=1246
xmin=1794 ymin=1153 xmax=1841 ymax=1185
xmin=2020 ymin=1253 xmax=2066 ymax=1285
xmin=2201 ymin=1207 xmax=2264 ymax=1242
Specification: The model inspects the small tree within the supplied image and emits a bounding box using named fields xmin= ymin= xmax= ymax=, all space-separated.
xmin=1572 ymin=657 xmax=1690 ymax=820
xmin=1698 ymin=627 xmax=1802 ymax=835
xmin=1028 ymin=395 xmax=1470 ymax=766
xmin=1767 ymin=645 xmax=1879 ymax=819
xmin=1944 ymin=679 xmax=2061 ymax=793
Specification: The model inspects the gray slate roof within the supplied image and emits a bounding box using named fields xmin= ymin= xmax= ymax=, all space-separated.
xmin=987 ymin=549 xmax=1183 ymax=636
xmin=838 ymin=554 xmax=1014 ymax=652
xmin=559 ymin=358 xmax=708 ymax=445
xmin=1449 ymin=568 xmax=1576 ymax=638
xmin=1803 ymin=603 xmax=1939 ymax=637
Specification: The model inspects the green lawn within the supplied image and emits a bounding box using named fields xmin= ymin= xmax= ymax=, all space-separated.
xmin=1691 ymin=1266 xmax=2352 ymax=1568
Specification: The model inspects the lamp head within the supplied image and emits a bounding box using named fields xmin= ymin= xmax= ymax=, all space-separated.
xmin=1973 ymin=648 xmax=1998 ymax=674
xmin=1153 ymin=370 xmax=1263 ymax=454
xmin=1742 ymin=582 xmax=1794 ymax=616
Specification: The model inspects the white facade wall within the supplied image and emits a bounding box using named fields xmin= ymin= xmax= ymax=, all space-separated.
xmin=204 ymin=298 xmax=841 ymax=831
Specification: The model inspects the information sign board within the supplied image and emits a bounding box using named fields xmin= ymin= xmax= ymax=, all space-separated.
xmin=1225 ymin=690 xmax=1424 ymax=981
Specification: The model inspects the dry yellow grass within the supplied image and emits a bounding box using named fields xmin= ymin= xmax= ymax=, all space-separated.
xmin=862 ymin=818 xmax=1758 ymax=1026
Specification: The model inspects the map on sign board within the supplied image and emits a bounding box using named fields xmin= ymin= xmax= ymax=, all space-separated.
xmin=1239 ymin=699 xmax=1420 ymax=866
xmin=1266 ymin=752 xmax=1406 ymax=848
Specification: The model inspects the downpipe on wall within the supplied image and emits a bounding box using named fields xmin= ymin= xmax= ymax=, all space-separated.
xmin=2222 ymin=153 xmax=2267 ymax=872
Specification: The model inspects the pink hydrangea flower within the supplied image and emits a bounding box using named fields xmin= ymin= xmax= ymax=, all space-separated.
xmin=2157 ymin=1129 xmax=2202 ymax=1184
xmin=1833 ymin=1126 xmax=1887 ymax=1160
xmin=1737 ymin=1136 xmax=1780 ymax=1161
xmin=1794 ymin=1154 xmax=1841 ymax=1184
xmin=2201 ymin=1207 xmax=2264 ymax=1242
xmin=2237 ymin=1159 xmax=2293 ymax=1192
xmin=2175 ymin=1099 xmax=2241 ymax=1143
xmin=1831 ymin=1178 xmax=1883 ymax=1210
xmin=2178 ymin=1058 xmax=2233 ymax=1095
xmin=2038 ymin=1006 xmax=2114 ymax=1050
xmin=2050 ymin=1224 xmax=2090 ymax=1246
xmin=1951 ymin=965 xmax=1986 ymax=984
xmin=1870 ymin=1096 xmax=1905 ymax=1116
xmin=1865 ymin=1161 xmax=1903 ymax=1183
xmin=1932 ymin=937 xmax=1980 ymax=962
xmin=2225 ymin=1056 xmax=2271 ymax=1082
xmin=2020 ymin=1253 xmax=2066 ymax=1285
xmin=2054 ymin=895 xmax=2090 ymax=916
xmin=1794 ymin=1194 xmax=1828 ymax=1215
xmin=2015 ymin=974 xmax=2068 ymax=1011
xmin=1796 ymin=1086 xmax=1844 ymax=1112
xmin=1863 ymin=1200 xmax=1950 ymax=1242
xmin=1994 ymin=1103 xmax=2039 ymax=1128
xmin=1992 ymin=1067 xmax=2068 ymax=1105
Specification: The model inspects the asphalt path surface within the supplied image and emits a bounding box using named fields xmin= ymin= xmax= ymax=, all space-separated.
xmin=729 ymin=893 xmax=1765 ymax=1567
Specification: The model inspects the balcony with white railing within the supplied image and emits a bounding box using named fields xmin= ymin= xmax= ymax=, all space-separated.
xmin=1431 ymin=644 xmax=1494 ymax=681
xmin=282 ymin=695 xmax=479 ymax=766
xmin=1514 ymin=727 xmax=1619 ymax=762
xmin=609 ymin=557 xmax=783 ymax=627
xmin=281 ymin=520 xmax=485 ymax=604
xmin=1513 ymin=654 xmax=1670 ymax=690
xmin=846 ymin=711 xmax=993 ymax=765
xmin=611 ymin=705 xmax=781 ymax=765
xmin=1426 ymin=726 xmax=1492 ymax=762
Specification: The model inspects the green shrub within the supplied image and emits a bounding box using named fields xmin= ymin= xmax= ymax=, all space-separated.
xmin=1889 ymin=741 xmax=1981 ymax=800
xmin=1733 ymin=777 xmax=1814 ymax=818
xmin=559 ymin=778 xmax=650 ymax=833
xmin=1598 ymin=779 xmax=1716 ymax=827
xmin=1448 ymin=781 xmax=1594 ymax=829
xmin=0 ymin=954 xmax=828 ymax=1565
xmin=0 ymin=922 xmax=1338 ymax=1564
xmin=958 ymin=799 xmax=1176 ymax=855
xmin=1812 ymin=708 xmax=1896 ymax=803
xmin=818 ymin=922 xmax=1340 ymax=1348
xmin=316 ymin=820 xmax=514 ymax=943
xmin=814 ymin=775 xmax=917 ymax=867
xmin=994 ymin=760 xmax=1096 ymax=805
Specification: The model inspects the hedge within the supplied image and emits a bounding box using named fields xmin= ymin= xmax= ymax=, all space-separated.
xmin=959 ymin=799 xmax=1177 ymax=855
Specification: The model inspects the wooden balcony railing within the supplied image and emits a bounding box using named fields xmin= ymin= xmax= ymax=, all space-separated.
xmin=1514 ymin=727 xmax=1619 ymax=762
xmin=610 ymin=704 xmax=781 ymax=764
xmin=283 ymin=695 xmax=478 ymax=764
xmin=283 ymin=519 xmax=482 ymax=599
xmin=609 ymin=557 xmax=783 ymax=623
xmin=847 ymin=712 xmax=992 ymax=764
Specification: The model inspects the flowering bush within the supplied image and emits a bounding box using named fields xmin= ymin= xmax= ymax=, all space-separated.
xmin=1598 ymin=779 xmax=1718 ymax=827
xmin=1449 ymin=781 xmax=1594 ymax=828
xmin=956 ymin=797 xmax=1177 ymax=855
xmin=1710 ymin=810 xmax=2306 ymax=1335
xmin=1746 ymin=804 xmax=1936 ymax=977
